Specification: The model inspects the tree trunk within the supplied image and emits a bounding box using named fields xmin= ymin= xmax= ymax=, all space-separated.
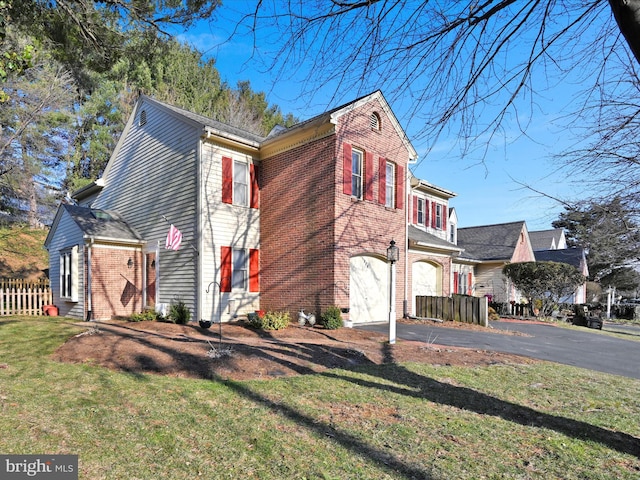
xmin=609 ymin=0 xmax=640 ymax=66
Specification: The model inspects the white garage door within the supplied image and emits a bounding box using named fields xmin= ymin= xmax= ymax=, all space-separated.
xmin=412 ymin=261 xmax=441 ymax=314
xmin=349 ymin=255 xmax=389 ymax=324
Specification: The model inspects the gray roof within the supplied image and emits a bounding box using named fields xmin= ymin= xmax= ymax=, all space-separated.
xmin=457 ymin=221 xmax=526 ymax=261
xmin=143 ymin=95 xmax=266 ymax=145
xmin=534 ymin=248 xmax=585 ymax=269
xmin=63 ymin=204 xmax=143 ymax=242
xmin=408 ymin=225 xmax=462 ymax=252
xmin=529 ymin=228 xmax=564 ymax=251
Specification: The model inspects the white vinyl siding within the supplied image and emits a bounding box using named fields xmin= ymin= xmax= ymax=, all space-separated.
xmin=47 ymin=209 xmax=86 ymax=319
xmin=92 ymin=100 xmax=199 ymax=316
xmin=200 ymin=142 xmax=260 ymax=322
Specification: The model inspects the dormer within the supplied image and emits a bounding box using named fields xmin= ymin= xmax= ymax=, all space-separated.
xmin=408 ymin=174 xmax=457 ymax=242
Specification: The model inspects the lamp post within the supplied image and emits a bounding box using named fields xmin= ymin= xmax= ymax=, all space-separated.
xmin=386 ymin=240 xmax=399 ymax=344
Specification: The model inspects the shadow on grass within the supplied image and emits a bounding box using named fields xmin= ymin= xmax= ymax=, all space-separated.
xmin=62 ymin=326 xmax=434 ymax=478
xmin=322 ymin=342 xmax=640 ymax=460
xmin=55 ymin=323 xmax=640 ymax=479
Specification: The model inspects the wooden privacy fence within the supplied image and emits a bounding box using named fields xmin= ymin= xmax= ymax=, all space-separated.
xmin=415 ymin=295 xmax=488 ymax=326
xmin=0 ymin=279 xmax=52 ymax=316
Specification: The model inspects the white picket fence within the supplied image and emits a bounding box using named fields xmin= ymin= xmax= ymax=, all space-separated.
xmin=0 ymin=279 xmax=53 ymax=316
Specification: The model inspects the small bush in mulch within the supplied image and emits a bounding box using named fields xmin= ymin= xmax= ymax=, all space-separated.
xmin=250 ymin=310 xmax=290 ymax=330
xmin=321 ymin=305 xmax=343 ymax=330
xmin=169 ymin=300 xmax=191 ymax=325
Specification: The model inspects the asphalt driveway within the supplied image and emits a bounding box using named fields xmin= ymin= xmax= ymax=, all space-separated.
xmin=357 ymin=320 xmax=640 ymax=380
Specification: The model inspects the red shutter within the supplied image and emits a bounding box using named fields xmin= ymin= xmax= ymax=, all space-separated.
xmin=467 ymin=272 xmax=473 ymax=295
xmin=412 ymin=195 xmax=418 ymax=224
xmin=378 ymin=157 xmax=386 ymax=204
xmin=250 ymin=163 xmax=259 ymax=209
xmin=395 ymin=164 xmax=404 ymax=210
xmin=442 ymin=204 xmax=447 ymax=231
xmin=249 ymin=249 xmax=260 ymax=292
xmin=342 ymin=143 xmax=352 ymax=195
xmin=453 ymin=273 xmax=459 ymax=294
xmin=364 ymin=151 xmax=374 ymax=201
xmin=222 ymin=156 xmax=233 ymax=204
xmin=220 ymin=246 xmax=232 ymax=292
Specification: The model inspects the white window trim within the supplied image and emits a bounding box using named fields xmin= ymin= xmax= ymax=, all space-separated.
xmin=351 ymin=148 xmax=363 ymax=200
xmin=417 ymin=198 xmax=425 ymax=226
xmin=385 ymin=162 xmax=395 ymax=208
xmin=233 ymin=160 xmax=249 ymax=207
xmin=59 ymin=245 xmax=79 ymax=302
xmin=232 ymin=248 xmax=248 ymax=291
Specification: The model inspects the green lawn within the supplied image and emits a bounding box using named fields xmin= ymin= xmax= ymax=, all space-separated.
xmin=1 ymin=316 xmax=639 ymax=479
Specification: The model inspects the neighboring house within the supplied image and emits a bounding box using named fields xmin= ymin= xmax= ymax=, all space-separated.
xmin=529 ymin=228 xmax=567 ymax=251
xmin=45 ymin=91 xmax=416 ymax=324
xmin=406 ymin=176 xmax=462 ymax=315
xmin=534 ymin=248 xmax=589 ymax=304
xmin=456 ymin=221 xmax=536 ymax=303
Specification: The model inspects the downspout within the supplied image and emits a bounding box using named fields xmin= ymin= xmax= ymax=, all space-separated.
xmin=403 ymin=163 xmax=410 ymax=318
xmin=86 ymin=237 xmax=93 ymax=321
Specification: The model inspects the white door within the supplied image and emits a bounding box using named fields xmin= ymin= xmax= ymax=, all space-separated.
xmin=412 ymin=261 xmax=441 ymax=314
xmin=349 ymin=255 xmax=388 ymax=323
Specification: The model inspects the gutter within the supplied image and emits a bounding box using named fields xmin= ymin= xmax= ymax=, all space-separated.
xmin=204 ymin=126 xmax=261 ymax=150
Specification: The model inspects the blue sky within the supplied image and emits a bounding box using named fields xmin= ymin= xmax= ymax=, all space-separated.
xmin=174 ymin=2 xmax=600 ymax=231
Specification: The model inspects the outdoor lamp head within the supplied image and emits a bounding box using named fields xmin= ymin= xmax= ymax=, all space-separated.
xmin=387 ymin=240 xmax=399 ymax=264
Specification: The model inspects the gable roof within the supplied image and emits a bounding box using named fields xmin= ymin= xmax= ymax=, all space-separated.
xmin=457 ymin=221 xmax=527 ymax=261
xmin=529 ymin=228 xmax=565 ymax=251
xmin=45 ymin=204 xmax=143 ymax=248
xmin=534 ymin=248 xmax=587 ymax=271
xmin=262 ymin=90 xmax=418 ymax=160
xmin=141 ymin=95 xmax=266 ymax=146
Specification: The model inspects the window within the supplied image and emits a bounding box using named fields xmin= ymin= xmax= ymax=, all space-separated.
xmin=220 ymin=246 xmax=260 ymax=293
xmin=222 ymin=157 xmax=259 ymax=208
xmin=351 ymin=149 xmax=363 ymax=199
xmin=435 ymin=204 xmax=442 ymax=229
xmin=458 ymin=272 xmax=468 ymax=295
xmin=233 ymin=160 xmax=248 ymax=206
xmin=232 ymin=249 xmax=247 ymax=290
xmin=450 ymin=223 xmax=456 ymax=243
xmin=417 ymin=198 xmax=425 ymax=225
xmin=385 ymin=162 xmax=395 ymax=207
xmin=138 ymin=109 xmax=147 ymax=127
xmin=59 ymin=246 xmax=78 ymax=301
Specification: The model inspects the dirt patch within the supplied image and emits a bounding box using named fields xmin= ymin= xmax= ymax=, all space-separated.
xmin=52 ymin=319 xmax=539 ymax=381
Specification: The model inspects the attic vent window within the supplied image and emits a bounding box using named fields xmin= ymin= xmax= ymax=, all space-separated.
xmin=92 ymin=210 xmax=112 ymax=220
xmin=139 ymin=109 xmax=147 ymax=126
xmin=370 ymin=112 xmax=381 ymax=131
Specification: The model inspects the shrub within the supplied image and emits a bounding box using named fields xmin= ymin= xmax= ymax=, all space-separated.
xmin=169 ymin=300 xmax=191 ymax=325
xmin=130 ymin=308 xmax=160 ymax=322
xmin=247 ymin=312 xmax=261 ymax=328
xmin=321 ymin=305 xmax=342 ymax=330
xmin=259 ymin=311 xmax=290 ymax=330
